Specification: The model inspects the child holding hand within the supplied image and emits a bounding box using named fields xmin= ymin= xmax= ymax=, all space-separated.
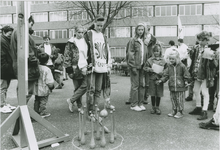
xmin=156 ymin=50 xmax=191 ymax=118
xmin=144 ymin=44 xmax=166 ymax=115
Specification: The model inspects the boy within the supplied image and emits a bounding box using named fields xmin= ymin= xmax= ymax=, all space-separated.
xmin=34 ymin=53 xmax=54 ymax=118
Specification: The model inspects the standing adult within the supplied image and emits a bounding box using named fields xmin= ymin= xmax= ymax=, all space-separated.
xmin=177 ymin=38 xmax=188 ymax=66
xmin=38 ymin=36 xmax=57 ymax=76
xmin=0 ymin=25 xmax=16 ymax=113
xmin=164 ymin=40 xmax=178 ymax=63
xmin=10 ymin=15 xmax=40 ymax=102
xmin=64 ymin=25 xmax=88 ymax=112
xmin=127 ymin=23 xmax=147 ymax=111
xmin=143 ymin=22 xmax=157 ymax=104
xmin=189 ymin=31 xmax=217 ymax=120
xmin=84 ymin=15 xmax=112 ymax=114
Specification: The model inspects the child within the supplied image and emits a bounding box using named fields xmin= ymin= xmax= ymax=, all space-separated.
xmin=188 ymin=31 xmax=217 ymax=120
xmin=54 ymin=48 xmax=64 ymax=89
xmin=34 ymin=53 xmax=54 ymax=118
xmin=156 ymin=50 xmax=191 ymax=118
xmin=144 ymin=44 xmax=166 ymax=115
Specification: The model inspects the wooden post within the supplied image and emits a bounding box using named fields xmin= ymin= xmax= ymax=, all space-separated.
xmin=0 ymin=2 xmax=70 ymax=150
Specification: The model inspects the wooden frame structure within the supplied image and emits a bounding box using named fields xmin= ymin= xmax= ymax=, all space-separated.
xmin=0 ymin=2 xmax=70 ymax=149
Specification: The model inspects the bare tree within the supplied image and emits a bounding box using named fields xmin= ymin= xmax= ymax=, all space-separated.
xmin=57 ymin=1 xmax=134 ymax=33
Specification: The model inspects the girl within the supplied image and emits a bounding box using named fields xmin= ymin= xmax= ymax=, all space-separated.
xmin=144 ymin=44 xmax=166 ymax=115
xmin=156 ymin=50 xmax=191 ymax=118
xmin=64 ymin=25 xmax=88 ymax=112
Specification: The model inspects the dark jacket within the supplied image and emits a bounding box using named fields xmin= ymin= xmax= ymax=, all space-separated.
xmin=160 ymin=62 xmax=191 ymax=92
xmin=63 ymin=37 xmax=83 ymax=79
xmin=145 ymin=34 xmax=157 ymax=58
xmin=189 ymin=44 xmax=218 ymax=87
xmin=10 ymin=30 xmax=40 ymax=81
xmin=1 ymin=34 xmax=16 ymax=79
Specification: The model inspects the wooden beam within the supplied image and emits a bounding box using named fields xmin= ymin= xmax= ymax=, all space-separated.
xmin=0 ymin=108 xmax=20 ymax=137
xmin=20 ymin=105 xmax=38 ymax=150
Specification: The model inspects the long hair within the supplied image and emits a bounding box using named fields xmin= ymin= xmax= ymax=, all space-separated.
xmin=134 ymin=23 xmax=145 ymax=39
xmin=152 ymin=44 xmax=162 ymax=57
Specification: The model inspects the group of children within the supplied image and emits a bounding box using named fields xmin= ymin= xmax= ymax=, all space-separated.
xmin=143 ymin=31 xmax=219 ymax=120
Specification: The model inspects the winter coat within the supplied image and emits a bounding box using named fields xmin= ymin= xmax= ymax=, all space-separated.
xmin=63 ymin=37 xmax=83 ymax=79
xmin=189 ymin=44 xmax=218 ymax=88
xmin=160 ymin=62 xmax=191 ymax=92
xmin=10 ymin=30 xmax=40 ymax=81
xmin=127 ymin=37 xmax=148 ymax=69
xmin=1 ymin=34 xmax=16 ymax=79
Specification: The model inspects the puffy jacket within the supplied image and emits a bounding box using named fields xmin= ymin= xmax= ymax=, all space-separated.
xmin=1 ymin=34 xmax=16 ymax=79
xmin=160 ymin=62 xmax=191 ymax=92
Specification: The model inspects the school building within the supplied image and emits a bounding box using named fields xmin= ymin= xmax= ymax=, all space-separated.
xmin=0 ymin=1 xmax=219 ymax=58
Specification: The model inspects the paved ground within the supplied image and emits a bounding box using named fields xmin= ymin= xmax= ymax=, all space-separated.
xmin=1 ymin=74 xmax=219 ymax=150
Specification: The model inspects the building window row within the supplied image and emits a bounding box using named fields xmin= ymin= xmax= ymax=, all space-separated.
xmin=179 ymin=4 xmax=202 ymax=16
xmin=32 ymin=25 xmax=219 ymax=40
xmin=155 ymin=5 xmax=177 ymax=17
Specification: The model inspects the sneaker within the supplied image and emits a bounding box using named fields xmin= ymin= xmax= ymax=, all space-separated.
xmin=67 ymin=98 xmax=73 ymax=112
xmin=197 ymin=111 xmax=208 ymax=120
xmin=199 ymin=118 xmax=219 ymax=130
xmin=139 ymin=105 xmax=146 ymax=111
xmin=40 ymin=112 xmax=51 ymax=118
xmin=189 ymin=107 xmax=202 ymax=115
xmin=130 ymin=105 xmax=142 ymax=112
xmin=155 ymin=107 xmax=161 ymax=115
xmin=0 ymin=105 xmax=12 ymax=113
xmin=185 ymin=96 xmax=193 ymax=101
xmin=168 ymin=110 xmax=177 ymax=117
xmin=174 ymin=112 xmax=183 ymax=119
xmin=6 ymin=104 xmax=16 ymax=110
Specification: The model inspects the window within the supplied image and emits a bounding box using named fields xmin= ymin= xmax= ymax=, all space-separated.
xmin=50 ymin=29 xmax=67 ymax=39
xmin=31 ymin=1 xmax=48 ymax=5
xmin=115 ymin=9 xmax=126 ymax=19
xmin=110 ymin=27 xmax=130 ymax=38
xmin=31 ymin=12 xmax=48 ymax=22
xmin=204 ymin=25 xmax=220 ymax=36
xmin=13 ymin=14 xmax=17 ymax=24
xmin=155 ymin=26 xmax=177 ymax=37
xmin=0 ymin=15 xmax=12 ymax=24
xmin=182 ymin=25 xmax=202 ymax=36
xmin=49 ymin=1 xmax=62 ymax=3
xmin=69 ymin=28 xmax=75 ymax=38
xmin=179 ymin=4 xmax=202 ymax=16
xmin=110 ymin=47 xmax=126 ymax=57
xmin=69 ymin=10 xmax=87 ymax=20
xmin=155 ymin=5 xmax=177 ymax=17
xmin=33 ymin=30 xmax=48 ymax=37
xmin=132 ymin=26 xmax=153 ymax=37
xmin=0 ymin=1 xmax=11 ymax=7
xmin=204 ymin=3 xmax=219 ymax=15
xmin=132 ymin=6 xmax=153 ymax=17
xmin=49 ymin=11 xmax=67 ymax=21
